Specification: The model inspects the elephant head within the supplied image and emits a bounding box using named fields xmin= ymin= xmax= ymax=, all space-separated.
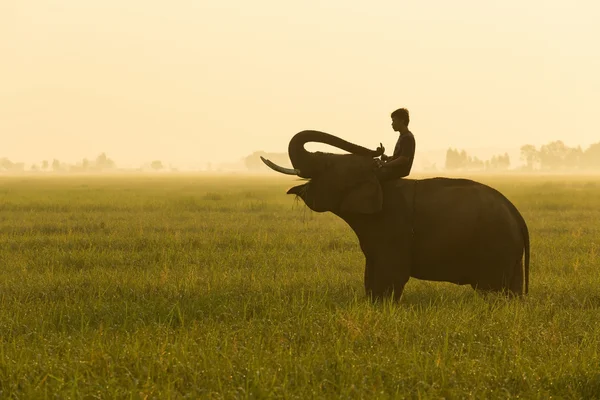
xmin=261 ymin=130 xmax=384 ymax=214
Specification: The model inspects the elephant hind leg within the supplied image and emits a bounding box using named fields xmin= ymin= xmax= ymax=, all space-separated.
xmin=470 ymin=281 xmax=505 ymax=295
xmin=470 ymin=259 xmax=524 ymax=298
xmin=469 ymin=268 xmax=511 ymax=296
xmin=507 ymin=256 xmax=525 ymax=297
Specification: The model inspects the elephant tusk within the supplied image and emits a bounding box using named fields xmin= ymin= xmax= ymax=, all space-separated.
xmin=260 ymin=157 xmax=300 ymax=176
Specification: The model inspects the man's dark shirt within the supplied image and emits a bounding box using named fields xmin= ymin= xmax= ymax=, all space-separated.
xmin=382 ymin=131 xmax=415 ymax=179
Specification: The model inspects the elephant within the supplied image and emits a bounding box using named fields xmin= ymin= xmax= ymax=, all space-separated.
xmin=261 ymin=130 xmax=530 ymax=302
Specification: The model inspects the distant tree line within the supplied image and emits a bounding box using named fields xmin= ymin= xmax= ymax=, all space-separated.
xmin=444 ymin=140 xmax=599 ymax=172
xmin=0 ymin=153 xmax=117 ymax=173
xmin=0 ymin=153 xmax=168 ymax=173
xmin=445 ymin=149 xmax=511 ymax=171
xmin=0 ymin=158 xmax=26 ymax=172
xmin=519 ymin=141 xmax=600 ymax=171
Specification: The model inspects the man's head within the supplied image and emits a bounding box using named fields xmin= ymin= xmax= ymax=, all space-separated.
xmin=391 ymin=108 xmax=409 ymax=132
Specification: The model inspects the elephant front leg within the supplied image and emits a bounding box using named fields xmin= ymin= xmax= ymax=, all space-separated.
xmin=364 ymin=258 xmax=410 ymax=302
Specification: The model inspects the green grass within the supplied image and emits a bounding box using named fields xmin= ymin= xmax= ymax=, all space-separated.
xmin=1 ymin=174 xmax=599 ymax=399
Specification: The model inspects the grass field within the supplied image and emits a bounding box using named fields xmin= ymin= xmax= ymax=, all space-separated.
xmin=1 ymin=174 xmax=599 ymax=399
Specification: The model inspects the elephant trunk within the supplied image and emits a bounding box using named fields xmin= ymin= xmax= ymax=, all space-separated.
xmin=288 ymin=130 xmax=381 ymax=178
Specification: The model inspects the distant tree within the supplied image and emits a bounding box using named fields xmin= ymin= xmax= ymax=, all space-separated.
xmin=565 ymin=146 xmax=583 ymax=169
xmin=52 ymin=159 xmax=61 ymax=172
xmin=487 ymin=153 xmax=511 ymax=171
xmin=0 ymin=158 xmax=14 ymax=171
xmin=445 ymin=148 xmax=470 ymax=170
xmin=520 ymin=144 xmax=539 ymax=170
xmin=446 ymin=149 xmax=456 ymax=170
xmin=42 ymin=160 xmax=49 ymax=171
xmin=445 ymin=148 xmax=459 ymax=170
xmin=467 ymin=156 xmax=484 ymax=171
xmin=582 ymin=142 xmax=600 ymax=169
xmin=150 ymin=160 xmax=164 ymax=170
xmin=459 ymin=150 xmax=468 ymax=168
xmin=95 ymin=153 xmax=116 ymax=170
xmin=490 ymin=155 xmax=498 ymax=170
xmin=539 ymin=141 xmax=571 ymax=170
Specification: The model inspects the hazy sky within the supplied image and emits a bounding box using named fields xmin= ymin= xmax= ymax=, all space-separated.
xmin=2 ymin=1 xmax=599 ymax=166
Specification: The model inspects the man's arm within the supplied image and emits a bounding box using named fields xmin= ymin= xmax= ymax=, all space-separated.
xmin=382 ymin=136 xmax=414 ymax=169
xmin=382 ymin=155 xmax=410 ymax=168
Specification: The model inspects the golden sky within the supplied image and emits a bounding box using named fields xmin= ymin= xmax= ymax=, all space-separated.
xmin=2 ymin=1 xmax=599 ymax=167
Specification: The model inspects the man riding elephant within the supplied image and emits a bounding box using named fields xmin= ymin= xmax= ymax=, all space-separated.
xmin=376 ymin=107 xmax=416 ymax=181
xmin=260 ymin=129 xmax=529 ymax=302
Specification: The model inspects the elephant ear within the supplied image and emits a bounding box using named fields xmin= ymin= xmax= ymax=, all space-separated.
xmin=340 ymin=176 xmax=383 ymax=214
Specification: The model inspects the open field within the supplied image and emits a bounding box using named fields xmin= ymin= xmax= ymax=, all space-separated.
xmin=1 ymin=174 xmax=599 ymax=398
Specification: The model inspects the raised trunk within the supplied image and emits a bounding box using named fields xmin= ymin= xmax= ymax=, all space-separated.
xmin=288 ymin=130 xmax=380 ymax=177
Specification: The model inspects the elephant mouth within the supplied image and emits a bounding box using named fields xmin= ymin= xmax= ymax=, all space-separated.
xmin=260 ymin=157 xmax=308 ymax=197
xmin=259 ymin=156 xmax=309 ymax=197
xmin=286 ymin=183 xmax=308 ymax=196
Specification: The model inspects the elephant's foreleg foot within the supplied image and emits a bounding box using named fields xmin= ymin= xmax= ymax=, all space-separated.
xmin=364 ymin=259 xmax=409 ymax=302
xmin=365 ymin=282 xmax=407 ymax=303
xmin=366 ymin=289 xmax=395 ymax=302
